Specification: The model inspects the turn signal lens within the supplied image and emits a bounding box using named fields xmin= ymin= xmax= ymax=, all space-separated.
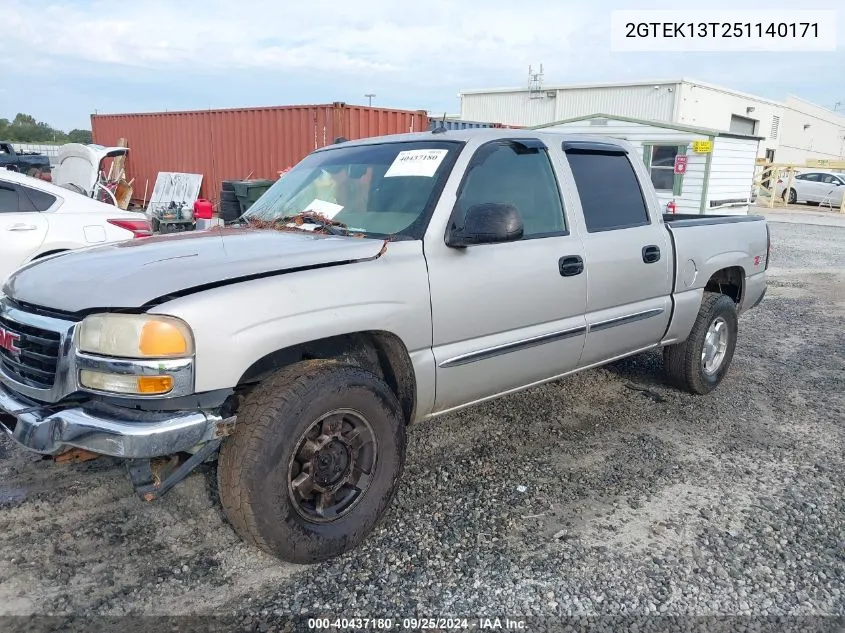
xmin=80 ymin=370 xmax=174 ymax=395
xmin=137 ymin=376 xmax=174 ymax=394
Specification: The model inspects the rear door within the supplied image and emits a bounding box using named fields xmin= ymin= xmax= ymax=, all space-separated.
xmin=798 ymin=173 xmax=823 ymax=202
xmin=0 ymin=182 xmax=49 ymax=281
xmin=819 ymin=173 xmax=844 ymax=206
xmin=426 ymin=137 xmax=587 ymax=412
xmin=560 ymin=141 xmax=673 ymax=367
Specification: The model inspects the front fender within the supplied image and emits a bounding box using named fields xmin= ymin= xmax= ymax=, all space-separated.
xmin=148 ymin=242 xmax=433 ymax=393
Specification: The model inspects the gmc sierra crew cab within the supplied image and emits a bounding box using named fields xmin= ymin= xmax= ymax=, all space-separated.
xmin=0 ymin=129 xmax=770 ymax=564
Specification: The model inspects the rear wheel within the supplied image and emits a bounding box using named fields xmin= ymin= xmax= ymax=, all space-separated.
xmin=663 ymin=292 xmax=738 ymax=395
xmin=218 ymin=360 xmax=406 ymax=563
xmin=786 ymin=188 xmax=797 ymax=204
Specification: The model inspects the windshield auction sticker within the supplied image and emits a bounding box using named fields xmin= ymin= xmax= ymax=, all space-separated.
xmin=384 ymin=149 xmax=449 ymax=178
xmin=303 ymin=198 xmax=344 ymax=218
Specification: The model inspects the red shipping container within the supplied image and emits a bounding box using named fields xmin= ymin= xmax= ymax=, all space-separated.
xmin=91 ymin=102 xmax=430 ymax=205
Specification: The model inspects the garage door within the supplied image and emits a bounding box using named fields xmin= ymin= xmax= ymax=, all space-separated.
xmin=729 ymin=115 xmax=757 ymax=135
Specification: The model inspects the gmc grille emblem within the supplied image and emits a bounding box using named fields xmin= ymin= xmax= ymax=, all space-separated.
xmin=0 ymin=327 xmax=21 ymax=355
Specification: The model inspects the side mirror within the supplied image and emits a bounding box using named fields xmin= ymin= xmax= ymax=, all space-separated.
xmin=446 ymin=203 xmax=524 ymax=247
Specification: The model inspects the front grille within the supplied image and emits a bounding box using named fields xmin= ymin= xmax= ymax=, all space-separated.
xmin=0 ymin=315 xmax=61 ymax=389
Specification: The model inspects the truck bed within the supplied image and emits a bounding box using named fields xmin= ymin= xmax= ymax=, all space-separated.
xmin=663 ymin=213 xmax=766 ymax=227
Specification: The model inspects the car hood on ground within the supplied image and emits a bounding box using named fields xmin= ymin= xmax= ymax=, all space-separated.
xmin=2 ymin=227 xmax=385 ymax=314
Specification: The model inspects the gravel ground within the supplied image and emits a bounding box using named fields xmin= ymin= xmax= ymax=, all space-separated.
xmin=1 ymin=219 xmax=843 ymax=631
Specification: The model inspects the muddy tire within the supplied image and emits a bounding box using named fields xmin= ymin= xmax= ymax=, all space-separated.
xmin=217 ymin=359 xmax=406 ymax=564
xmin=663 ymin=292 xmax=739 ymax=395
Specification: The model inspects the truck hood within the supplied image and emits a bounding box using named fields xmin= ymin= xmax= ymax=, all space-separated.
xmin=3 ymin=227 xmax=386 ymax=314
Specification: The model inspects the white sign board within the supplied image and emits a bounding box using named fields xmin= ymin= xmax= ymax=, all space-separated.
xmin=302 ymin=198 xmax=344 ymax=219
xmin=384 ymin=149 xmax=448 ymax=178
xmin=146 ymin=172 xmax=203 ymax=217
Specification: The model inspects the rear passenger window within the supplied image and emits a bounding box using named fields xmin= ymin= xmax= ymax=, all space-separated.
xmin=20 ymin=186 xmax=56 ymax=211
xmin=565 ymin=149 xmax=650 ymax=233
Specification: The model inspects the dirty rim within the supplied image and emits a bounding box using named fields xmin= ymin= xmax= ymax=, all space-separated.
xmin=701 ymin=316 xmax=729 ymax=375
xmin=287 ymin=408 xmax=378 ymax=523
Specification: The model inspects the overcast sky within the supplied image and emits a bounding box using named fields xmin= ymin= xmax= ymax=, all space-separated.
xmin=1 ymin=0 xmax=843 ymax=131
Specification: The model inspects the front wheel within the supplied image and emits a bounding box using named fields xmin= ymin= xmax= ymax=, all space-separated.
xmin=663 ymin=292 xmax=739 ymax=395
xmin=217 ymin=360 xmax=406 ymax=563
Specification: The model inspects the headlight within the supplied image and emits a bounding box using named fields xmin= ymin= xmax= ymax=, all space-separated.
xmin=77 ymin=314 xmax=194 ymax=359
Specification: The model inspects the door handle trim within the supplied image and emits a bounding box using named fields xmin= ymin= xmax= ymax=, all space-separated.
xmin=642 ymin=245 xmax=661 ymax=264
xmin=6 ymin=223 xmax=38 ymax=231
xmin=559 ymin=255 xmax=584 ymax=277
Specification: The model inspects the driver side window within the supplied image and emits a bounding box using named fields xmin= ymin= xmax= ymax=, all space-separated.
xmin=453 ymin=141 xmax=567 ymax=239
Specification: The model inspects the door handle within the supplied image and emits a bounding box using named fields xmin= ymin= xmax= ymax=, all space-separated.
xmin=559 ymin=255 xmax=584 ymax=277
xmin=642 ymin=245 xmax=661 ymax=264
xmin=6 ymin=223 xmax=38 ymax=232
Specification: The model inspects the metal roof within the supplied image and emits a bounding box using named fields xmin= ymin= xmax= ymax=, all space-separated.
xmin=459 ymin=78 xmax=685 ymax=95
xmin=531 ymin=113 xmax=766 ymax=141
xmin=459 ymin=78 xmax=784 ymax=108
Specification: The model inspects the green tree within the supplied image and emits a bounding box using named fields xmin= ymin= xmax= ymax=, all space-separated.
xmin=0 ymin=112 xmax=91 ymax=144
xmin=12 ymin=113 xmax=37 ymax=126
xmin=68 ymin=129 xmax=93 ymax=144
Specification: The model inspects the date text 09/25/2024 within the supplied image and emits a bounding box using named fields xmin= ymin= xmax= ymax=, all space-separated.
xmin=307 ymin=617 xmax=527 ymax=630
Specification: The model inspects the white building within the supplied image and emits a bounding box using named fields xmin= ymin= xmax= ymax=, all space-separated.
xmin=459 ymin=78 xmax=845 ymax=165
xmin=777 ymin=96 xmax=845 ymax=164
xmin=537 ymin=114 xmax=761 ymax=215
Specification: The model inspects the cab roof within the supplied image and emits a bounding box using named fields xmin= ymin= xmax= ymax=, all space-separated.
xmin=314 ymin=127 xmax=634 ymax=152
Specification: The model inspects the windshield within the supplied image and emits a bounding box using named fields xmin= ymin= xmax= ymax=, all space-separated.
xmin=242 ymin=140 xmax=462 ymax=239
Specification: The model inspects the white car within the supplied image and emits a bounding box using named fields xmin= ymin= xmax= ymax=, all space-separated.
xmin=776 ymin=170 xmax=845 ymax=207
xmin=0 ymin=169 xmax=151 ymax=282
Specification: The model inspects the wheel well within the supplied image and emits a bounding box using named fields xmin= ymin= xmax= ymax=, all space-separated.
xmin=32 ymin=249 xmax=69 ymax=261
xmin=705 ymin=267 xmax=744 ymax=304
xmin=237 ymin=331 xmax=416 ymax=423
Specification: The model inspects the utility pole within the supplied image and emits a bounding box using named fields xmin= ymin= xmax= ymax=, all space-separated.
xmin=365 ymin=94 xmax=376 ymax=107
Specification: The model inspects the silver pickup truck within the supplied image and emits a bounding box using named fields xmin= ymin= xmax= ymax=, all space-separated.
xmin=0 ymin=129 xmax=769 ymax=563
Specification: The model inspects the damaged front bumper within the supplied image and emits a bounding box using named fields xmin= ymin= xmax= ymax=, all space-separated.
xmin=0 ymin=381 xmax=232 ymax=459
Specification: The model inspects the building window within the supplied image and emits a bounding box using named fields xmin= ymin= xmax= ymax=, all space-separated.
xmin=646 ymin=145 xmax=678 ymax=192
